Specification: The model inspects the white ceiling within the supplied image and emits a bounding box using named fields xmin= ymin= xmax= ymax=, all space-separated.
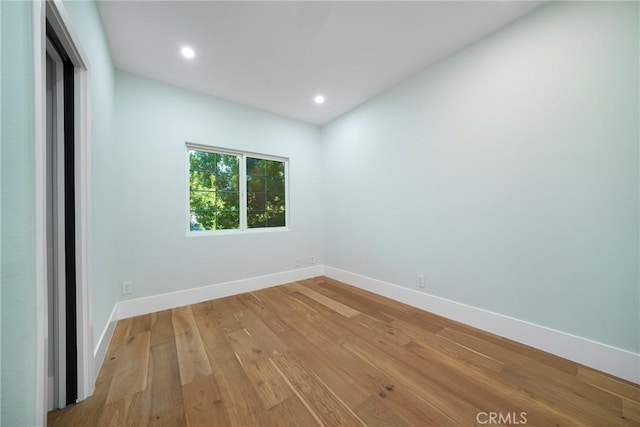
xmin=97 ymin=1 xmax=543 ymax=126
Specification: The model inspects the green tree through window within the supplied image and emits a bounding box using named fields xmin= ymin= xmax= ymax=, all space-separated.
xmin=188 ymin=147 xmax=287 ymax=232
xmin=189 ymin=150 xmax=240 ymax=231
xmin=247 ymin=157 xmax=286 ymax=228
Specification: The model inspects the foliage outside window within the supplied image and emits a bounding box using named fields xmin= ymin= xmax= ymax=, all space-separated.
xmin=189 ymin=150 xmax=240 ymax=231
xmin=246 ymin=157 xmax=286 ymax=228
xmin=188 ymin=145 xmax=287 ymax=232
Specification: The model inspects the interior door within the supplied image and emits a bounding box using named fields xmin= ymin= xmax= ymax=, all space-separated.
xmin=46 ymin=29 xmax=78 ymax=409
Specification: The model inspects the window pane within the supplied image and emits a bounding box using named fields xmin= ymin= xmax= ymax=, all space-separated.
xmin=189 ymin=149 xmax=240 ymax=231
xmin=247 ymin=157 xmax=266 ymax=176
xmin=216 ymin=211 xmax=239 ymax=229
xmin=190 ymin=211 xmax=216 ymax=231
xmin=218 ymin=191 xmax=240 ymax=211
xmin=247 ymin=192 xmax=266 ymax=212
xmin=190 ymin=170 xmax=215 ymax=190
xmin=217 ymin=153 xmax=239 ymax=174
xmin=266 ymin=176 xmax=284 ymax=193
xmin=215 ymin=173 xmax=238 ymax=191
xmin=247 ymin=211 xmax=267 ymax=228
xmin=266 ymin=159 xmax=285 ymax=177
xmin=266 ymin=192 xmax=285 ymax=211
xmin=246 ymin=157 xmax=286 ymax=229
xmin=189 ymin=150 xmax=217 ymax=172
xmin=247 ymin=175 xmax=265 ymax=193
xmin=190 ymin=190 xmax=216 ymax=211
xmin=267 ymin=211 xmax=285 ymax=227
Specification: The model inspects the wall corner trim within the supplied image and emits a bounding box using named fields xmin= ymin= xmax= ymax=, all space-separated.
xmin=323 ymin=266 xmax=640 ymax=384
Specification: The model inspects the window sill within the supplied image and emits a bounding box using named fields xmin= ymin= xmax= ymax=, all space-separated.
xmin=186 ymin=227 xmax=290 ymax=238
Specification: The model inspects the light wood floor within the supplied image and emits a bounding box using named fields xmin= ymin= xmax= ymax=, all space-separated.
xmin=48 ymin=276 xmax=639 ymax=426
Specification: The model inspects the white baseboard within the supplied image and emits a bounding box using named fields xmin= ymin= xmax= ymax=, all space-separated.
xmin=91 ymin=264 xmax=639 ymax=386
xmin=93 ymin=304 xmax=118 ymax=381
xmin=323 ymin=266 xmax=640 ymax=384
xmin=92 ymin=266 xmax=323 ymax=383
xmin=116 ymin=266 xmax=324 ymax=320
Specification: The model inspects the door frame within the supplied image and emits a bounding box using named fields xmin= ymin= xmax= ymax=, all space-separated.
xmin=45 ymin=39 xmax=68 ymax=410
xmin=34 ymin=0 xmax=93 ymax=422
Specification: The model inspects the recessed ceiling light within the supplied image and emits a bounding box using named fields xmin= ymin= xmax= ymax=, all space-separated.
xmin=314 ymin=95 xmax=325 ymax=104
xmin=181 ymin=46 xmax=195 ymax=59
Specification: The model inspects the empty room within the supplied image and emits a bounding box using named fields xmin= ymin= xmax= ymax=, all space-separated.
xmin=1 ymin=0 xmax=639 ymax=425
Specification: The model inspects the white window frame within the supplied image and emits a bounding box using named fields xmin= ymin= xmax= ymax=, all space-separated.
xmin=185 ymin=143 xmax=290 ymax=236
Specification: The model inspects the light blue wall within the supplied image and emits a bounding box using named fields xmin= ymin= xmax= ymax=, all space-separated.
xmin=0 ymin=1 xmax=38 ymax=425
xmin=0 ymin=0 xmax=3 ymax=420
xmin=63 ymin=0 xmax=118 ymax=348
xmin=114 ymin=72 xmax=323 ymax=300
xmin=0 ymin=3 xmax=637 ymax=424
xmin=0 ymin=1 xmax=3 ymax=422
xmin=322 ymin=1 xmax=639 ymax=352
xmin=0 ymin=1 xmax=118 ymax=423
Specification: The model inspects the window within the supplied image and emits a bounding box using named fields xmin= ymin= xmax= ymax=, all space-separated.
xmin=187 ymin=144 xmax=288 ymax=233
xmin=246 ymin=157 xmax=286 ymax=228
xmin=188 ymin=150 xmax=241 ymax=231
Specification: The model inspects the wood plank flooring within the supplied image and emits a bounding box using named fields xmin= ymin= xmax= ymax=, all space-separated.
xmin=48 ymin=276 xmax=640 ymax=426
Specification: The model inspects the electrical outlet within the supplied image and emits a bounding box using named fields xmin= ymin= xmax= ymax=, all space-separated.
xmin=417 ymin=275 xmax=425 ymax=288
xmin=122 ymin=281 xmax=132 ymax=295
xmin=295 ymin=257 xmax=301 ymax=267
xmin=310 ymin=256 xmax=316 ymax=264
